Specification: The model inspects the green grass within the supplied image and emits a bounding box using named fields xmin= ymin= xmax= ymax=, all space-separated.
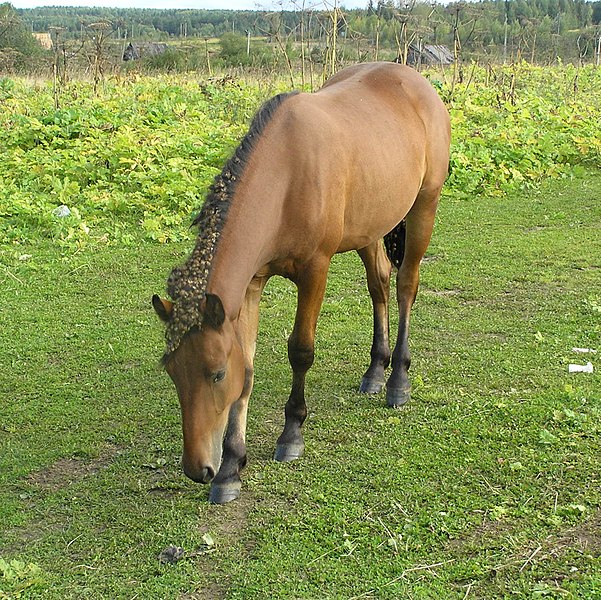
xmin=1 ymin=170 xmax=600 ymax=599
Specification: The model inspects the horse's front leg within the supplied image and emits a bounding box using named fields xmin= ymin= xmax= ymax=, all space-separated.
xmin=209 ymin=276 xmax=268 ymax=504
xmin=274 ymin=259 xmax=330 ymax=462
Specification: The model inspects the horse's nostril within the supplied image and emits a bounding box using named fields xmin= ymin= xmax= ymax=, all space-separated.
xmin=202 ymin=466 xmax=215 ymax=483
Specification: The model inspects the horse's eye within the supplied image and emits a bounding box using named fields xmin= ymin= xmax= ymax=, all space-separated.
xmin=212 ymin=370 xmax=226 ymax=384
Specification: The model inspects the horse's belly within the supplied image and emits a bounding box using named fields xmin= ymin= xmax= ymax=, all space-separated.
xmin=336 ymin=171 xmax=423 ymax=253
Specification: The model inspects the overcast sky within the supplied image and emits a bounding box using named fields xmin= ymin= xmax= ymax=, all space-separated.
xmin=12 ymin=0 xmax=369 ymax=10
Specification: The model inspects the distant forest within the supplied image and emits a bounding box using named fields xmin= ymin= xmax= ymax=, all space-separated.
xmin=2 ymin=0 xmax=601 ymax=73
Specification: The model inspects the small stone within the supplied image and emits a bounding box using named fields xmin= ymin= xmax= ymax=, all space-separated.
xmin=158 ymin=545 xmax=186 ymax=564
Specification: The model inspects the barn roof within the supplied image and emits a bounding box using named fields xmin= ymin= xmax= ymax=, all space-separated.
xmin=422 ymin=44 xmax=454 ymax=64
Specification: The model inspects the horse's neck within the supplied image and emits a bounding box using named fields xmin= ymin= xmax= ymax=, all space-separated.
xmin=204 ymin=121 xmax=293 ymax=320
xmin=206 ymin=187 xmax=280 ymax=320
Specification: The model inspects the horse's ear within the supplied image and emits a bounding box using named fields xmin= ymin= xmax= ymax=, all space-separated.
xmin=152 ymin=295 xmax=173 ymax=322
xmin=204 ymin=293 xmax=225 ymax=329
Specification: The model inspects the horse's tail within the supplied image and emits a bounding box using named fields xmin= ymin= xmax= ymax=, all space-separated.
xmin=383 ymin=219 xmax=406 ymax=269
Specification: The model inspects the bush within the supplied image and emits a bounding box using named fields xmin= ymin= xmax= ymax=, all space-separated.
xmin=219 ymin=32 xmax=251 ymax=67
xmin=218 ymin=32 xmax=281 ymax=69
xmin=0 ymin=3 xmax=46 ymax=71
xmin=140 ymin=47 xmax=189 ymax=72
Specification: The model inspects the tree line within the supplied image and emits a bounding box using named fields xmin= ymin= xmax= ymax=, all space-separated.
xmin=1 ymin=0 xmax=601 ymax=73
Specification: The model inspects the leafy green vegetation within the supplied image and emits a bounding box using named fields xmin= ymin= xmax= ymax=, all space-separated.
xmin=445 ymin=63 xmax=601 ymax=197
xmin=0 ymin=75 xmax=285 ymax=244
xmin=0 ymin=558 xmax=44 ymax=598
xmin=1 ymin=65 xmax=600 ymax=247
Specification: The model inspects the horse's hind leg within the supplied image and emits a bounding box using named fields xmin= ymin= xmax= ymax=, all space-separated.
xmin=387 ymin=189 xmax=440 ymax=407
xmin=357 ymin=242 xmax=392 ymax=394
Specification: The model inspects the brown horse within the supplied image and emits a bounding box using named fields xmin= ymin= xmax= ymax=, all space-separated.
xmin=153 ymin=62 xmax=450 ymax=504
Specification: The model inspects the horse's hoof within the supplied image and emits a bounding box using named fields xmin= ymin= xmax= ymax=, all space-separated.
xmin=274 ymin=442 xmax=304 ymax=462
xmin=359 ymin=376 xmax=385 ymax=394
xmin=386 ymin=386 xmax=411 ymax=408
xmin=208 ymin=481 xmax=241 ymax=504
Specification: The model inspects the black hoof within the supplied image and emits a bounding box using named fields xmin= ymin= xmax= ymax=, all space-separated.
xmin=359 ymin=376 xmax=385 ymax=394
xmin=386 ymin=386 xmax=411 ymax=408
xmin=274 ymin=442 xmax=304 ymax=462
xmin=208 ymin=481 xmax=241 ymax=504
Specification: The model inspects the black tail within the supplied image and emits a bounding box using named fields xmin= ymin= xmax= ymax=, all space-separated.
xmin=383 ymin=219 xmax=406 ymax=269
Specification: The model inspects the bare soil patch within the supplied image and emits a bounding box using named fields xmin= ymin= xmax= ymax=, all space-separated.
xmin=187 ymin=490 xmax=257 ymax=600
xmin=547 ymin=510 xmax=601 ymax=558
xmin=447 ymin=515 xmax=515 ymax=554
xmin=27 ymin=444 xmax=121 ymax=491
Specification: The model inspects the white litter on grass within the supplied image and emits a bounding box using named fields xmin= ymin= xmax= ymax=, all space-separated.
xmin=572 ymin=347 xmax=597 ymax=354
xmin=568 ymin=362 xmax=594 ymax=373
xmin=52 ymin=205 xmax=71 ymax=218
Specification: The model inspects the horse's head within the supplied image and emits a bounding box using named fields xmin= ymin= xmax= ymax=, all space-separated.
xmin=152 ymin=293 xmax=245 ymax=484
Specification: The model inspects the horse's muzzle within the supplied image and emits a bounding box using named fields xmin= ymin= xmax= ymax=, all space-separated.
xmin=183 ymin=463 xmax=215 ymax=484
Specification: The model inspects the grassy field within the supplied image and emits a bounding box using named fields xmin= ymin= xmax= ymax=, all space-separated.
xmin=1 ymin=165 xmax=599 ymax=598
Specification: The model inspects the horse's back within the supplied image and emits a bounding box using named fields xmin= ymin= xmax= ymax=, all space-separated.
xmin=318 ymin=62 xmax=450 ymax=177
xmin=297 ymin=63 xmax=450 ymax=251
xmin=320 ymin=61 xmax=441 ymax=109
xmin=248 ymin=62 xmax=450 ymax=259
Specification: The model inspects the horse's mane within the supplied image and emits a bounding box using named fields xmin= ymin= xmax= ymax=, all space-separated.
xmin=162 ymin=90 xmax=299 ymax=358
xmin=192 ymin=90 xmax=299 ymax=229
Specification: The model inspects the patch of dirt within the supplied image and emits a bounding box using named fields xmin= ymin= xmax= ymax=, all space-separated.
xmin=547 ymin=509 xmax=601 ymax=558
xmin=183 ymin=485 xmax=257 ymax=600
xmin=1 ymin=515 xmax=66 ymax=556
xmin=447 ymin=515 xmax=515 ymax=553
xmin=179 ymin=587 xmax=223 ymax=600
xmin=449 ymin=510 xmax=601 ymax=559
xmin=208 ymin=491 xmax=254 ymax=535
xmin=28 ymin=444 xmax=121 ymax=491
xmin=2 ymin=445 xmax=123 ymax=554
xmin=146 ymin=470 xmax=189 ymax=498
xmin=447 ymin=509 xmax=601 ymax=592
xmin=497 ymin=512 xmax=601 ymax=592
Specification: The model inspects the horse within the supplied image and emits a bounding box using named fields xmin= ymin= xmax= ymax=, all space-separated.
xmin=153 ymin=62 xmax=451 ymax=504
